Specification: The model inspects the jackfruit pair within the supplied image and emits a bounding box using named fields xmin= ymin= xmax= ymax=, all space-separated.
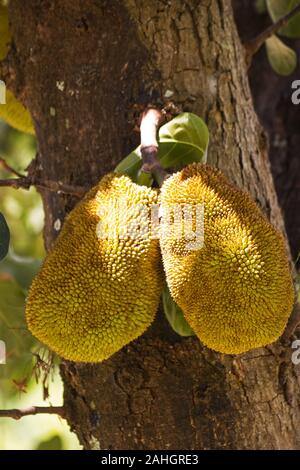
xmin=0 ymin=5 xmax=34 ymax=134
xmin=26 ymin=165 xmax=294 ymax=362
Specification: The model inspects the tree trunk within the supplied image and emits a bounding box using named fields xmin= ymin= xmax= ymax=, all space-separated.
xmin=6 ymin=0 xmax=300 ymax=449
xmin=233 ymin=0 xmax=300 ymax=265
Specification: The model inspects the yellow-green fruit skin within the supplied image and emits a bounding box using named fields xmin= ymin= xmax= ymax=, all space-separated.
xmin=0 ymin=5 xmax=34 ymax=135
xmin=26 ymin=174 xmax=163 ymax=362
xmin=160 ymin=163 xmax=294 ymax=355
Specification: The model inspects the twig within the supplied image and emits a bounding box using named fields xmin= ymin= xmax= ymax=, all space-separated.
xmin=0 ymin=177 xmax=30 ymax=190
xmin=0 ymin=157 xmax=24 ymax=178
xmin=244 ymin=2 xmax=300 ymax=66
xmin=0 ymin=406 xmax=65 ymax=420
xmin=0 ymin=156 xmax=88 ymax=196
xmin=0 ymin=175 xmax=87 ymax=197
xmin=36 ymin=179 xmax=87 ymax=197
xmin=140 ymin=108 xmax=169 ymax=186
xmin=281 ymin=303 xmax=300 ymax=343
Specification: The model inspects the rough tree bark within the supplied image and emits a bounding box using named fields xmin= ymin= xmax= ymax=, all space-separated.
xmin=5 ymin=0 xmax=300 ymax=449
xmin=233 ymin=0 xmax=300 ymax=264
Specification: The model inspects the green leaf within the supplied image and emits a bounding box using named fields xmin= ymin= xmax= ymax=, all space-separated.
xmin=0 ymin=251 xmax=42 ymax=290
xmin=267 ymin=0 xmax=300 ymax=38
xmin=162 ymin=285 xmax=195 ymax=337
xmin=0 ymin=278 xmax=27 ymax=341
xmin=265 ymin=35 xmax=297 ymax=75
xmin=0 ymin=277 xmax=37 ymax=395
xmin=36 ymin=435 xmax=63 ymax=450
xmin=136 ymin=170 xmax=153 ymax=187
xmin=115 ymin=113 xmax=209 ymax=183
xmin=255 ymin=0 xmax=267 ymax=14
xmin=157 ymin=112 xmax=209 ymax=167
xmin=0 ymin=212 xmax=10 ymax=261
xmin=114 ymin=148 xmax=141 ymax=179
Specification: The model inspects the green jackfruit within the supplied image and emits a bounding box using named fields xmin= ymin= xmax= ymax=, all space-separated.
xmin=26 ymin=174 xmax=163 ymax=362
xmin=0 ymin=4 xmax=34 ymax=135
xmin=160 ymin=163 xmax=294 ymax=354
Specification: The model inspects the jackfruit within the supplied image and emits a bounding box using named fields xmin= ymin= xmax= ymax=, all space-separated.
xmin=26 ymin=174 xmax=163 ymax=362
xmin=160 ymin=163 xmax=294 ymax=354
xmin=0 ymin=4 xmax=34 ymax=135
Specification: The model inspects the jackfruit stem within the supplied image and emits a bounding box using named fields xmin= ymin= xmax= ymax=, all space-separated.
xmin=140 ymin=108 xmax=162 ymax=148
xmin=140 ymin=108 xmax=169 ymax=186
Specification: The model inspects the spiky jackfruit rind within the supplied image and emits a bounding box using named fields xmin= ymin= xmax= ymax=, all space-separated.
xmin=0 ymin=5 xmax=34 ymax=135
xmin=26 ymin=174 xmax=163 ymax=362
xmin=160 ymin=163 xmax=295 ymax=355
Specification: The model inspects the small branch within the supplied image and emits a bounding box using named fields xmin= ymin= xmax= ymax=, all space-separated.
xmin=0 ymin=156 xmax=88 ymax=196
xmin=244 ymin=2 xmax=300 ymax=66
xmin=0 ymin=176 xmax=87 ymax=197
xmin=0 ymin=406 xmax=65 ymax=420
xmin=0 ymin=157 xmax=24 ymax=178
xmin=0 ymin=177 xmax=30 ymax=190
xmin=140 ymin=108 xmax=169 ymax=186
xmin=36 ymin=179 xmax=87 ymax=197
xmin=281 ymin=303 xmax=300 ymax=342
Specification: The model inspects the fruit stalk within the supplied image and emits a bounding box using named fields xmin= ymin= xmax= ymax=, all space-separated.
xmin=140 ymin=108 xmax=169 ymax=186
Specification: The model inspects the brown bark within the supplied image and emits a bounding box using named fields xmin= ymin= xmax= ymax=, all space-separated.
xmin=233 ymin=0 xmax=300 ymax=264
xmin=6 ymin=0 xmax=300 ymax=449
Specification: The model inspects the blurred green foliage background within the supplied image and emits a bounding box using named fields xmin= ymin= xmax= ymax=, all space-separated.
xmin=0 ymin=121 xmax=81 ymax=450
